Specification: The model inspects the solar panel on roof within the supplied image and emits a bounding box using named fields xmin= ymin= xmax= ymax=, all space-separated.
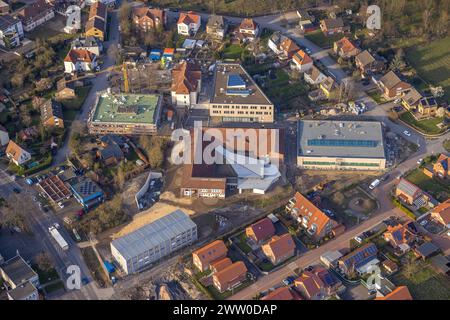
xmin=226 ymin=89 xmax=251 ymax=96
xmin=307 ymin=139 xmax=378 ymax=147
xmin=227 ymin=74 xmax=246 ymax=89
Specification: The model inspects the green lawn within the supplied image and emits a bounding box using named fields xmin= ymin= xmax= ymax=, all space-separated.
xmin=221 ymin=44 xmax=246 ymax=60
xmin=391 ymin=262 xmax=450 ymax=300
xmin=366 ymin=89 xmax=387 ymax=104
xmin=81 ymin=247 xmax=107 ymax=288
xmin=443 ymin=139 xmax=450 ymax=152
xmin=405 ymin=168 xmax=450 ymax=202
xmin=33 ymin=265 xmax=60 ymax=285
xmin=399 ymin=111 xmax=445 ymax=135
xmin=406 ymin=37 xmax=450 ymax=103
xmin=61 ymin=86 xmax=91 ymax=110
xmin=305 ymin=30 xmax=343 ymax=48
xmin=236 ymin=232 xmax=252 ymax=254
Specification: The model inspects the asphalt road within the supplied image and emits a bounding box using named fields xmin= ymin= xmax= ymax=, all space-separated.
xmin=0 ymin=168 xmax=99 ymax=299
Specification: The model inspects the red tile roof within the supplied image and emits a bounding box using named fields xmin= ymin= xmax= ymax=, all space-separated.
xmin=239 ymin=18 xmax=257 ymax=31
xmin=432 ymin=199 xmax=450 ymax=225
xmin=193 ymin=240 xmax=228 ymax=267
xmin=178 ymin=11 xmax=200 ymax=25
xmin=5 ymin=140 xmax=27 ymax=163
xmin=263 ymin=233 xmax=295 ymax=261
xmin=213 ymin=261 xmax=247 ymax=288
xmin=64 ymin=49 xmax=96 ymax=63
xmin=375 ymin=286 xmax=413 ymax=300
xmin=261 ymin=287 xmax=298 ymax=300
xmin=246 ymin=218 xmax=275 ymax=243
xmin=210 ymin=257 xmax=232 ymax=273
xmin=293 ymin=50 xmax=312 ymax=65
xmin=294 ymin=271 xmax=324 ymax=299
xmin=171 ymin=61 xmax=201 ymax=94
xmin=334 ymin=37 xmax=358 ymax=54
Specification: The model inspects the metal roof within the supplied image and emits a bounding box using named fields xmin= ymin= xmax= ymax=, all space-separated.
xmin=297 ymin=120 xmax=386 ymax=159
xmin=111 ymin=210 xmax=197 ymax=261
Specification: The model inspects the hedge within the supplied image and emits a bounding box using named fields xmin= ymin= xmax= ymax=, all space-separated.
xmin=21 ymin=155 xmax=53 ymax=176
xmin=391 ymin=198 xmax=417 ymax=220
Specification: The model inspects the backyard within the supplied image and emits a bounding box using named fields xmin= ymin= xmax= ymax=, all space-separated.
xmin=406 ymin=37 xmax=450 ymax=103
xmin=399 ymin=112 xmax=446 ymax=135
xmin=391 ymin=260 xmax=450 ymax=300
xmin=221 ymin=44 xmax=248 ymax=60
xmin=305 ymin=30 xmax=344 ymax=48
xmin=405 ymin=168 xmax=450 ymax=202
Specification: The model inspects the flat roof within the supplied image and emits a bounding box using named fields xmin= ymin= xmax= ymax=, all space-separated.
xmin=111 ymin=209 xmax=197 ymax=261
xmin=210 ymin=63 xmax=273 ymax=106
xmin=297 ymin=120 xmax=386 ymax=159
xmin=92 ymin=93 xmax=160 ymax=124
xmin=7 ymin=281 xmax=37 ymax=300
xmin=0 ymin=255 xmax=37 ymax=287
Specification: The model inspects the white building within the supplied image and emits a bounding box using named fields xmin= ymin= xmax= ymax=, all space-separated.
xmin=177 ymin=11 xmax=201 ymax=36
xmin=71 ymin=36 xmax=103 ymax=56
xmin=111 ymin=210 xmax=197 ymax=274
xmin=304 ymin=65 xmax=327 ymax=85
xmin=64 ymin=48 xmax=97 ymax=73
xmin=17 ymin=0 xmax=55 ymax=32
xmin=291 ymin=50 xmax=313 ymax=73
xmin=5 ymin=140 xmax=31 ymax=166
xmin=0 ymin=15 xmax=24 ymax=48
xmin=170 ymin=61 xmax=201 ymax=107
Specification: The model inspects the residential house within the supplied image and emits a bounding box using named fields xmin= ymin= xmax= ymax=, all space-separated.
xmin=433 ymin=154 xmax=450 ymax=178
xmin=0 ymin=255 xmax=40 ymax=300
xmin=238 ymin=18 xmax=259 ymax=42
xmin=17 ymin=0 xmax=54 ymax=32
xmin=291 ymin=50 xmax=313 ymax=72
xmin=5 ymin=140 xmax=31 ymax=166
xmin=212 ymin=261 xmax=247 ymax=293
xmin=278 ymin=38 xmax=300 ymax=60
xmin=414 ymin=242 xmax=440 ymax=260
xmin=261 ymin=233 xmax=296 ymax=265
xmin=375 ymin=286 xmax=413 ymax=300
xmin=55 ymin=78 xmax=76 ymax=100
xmin=192 ymin=240 xmax=228 ymax=272
xmin=289 ymin=192 xmax=341 ymax=241
xmin=320 ymin=18 xmax=348 ymax=35
xmin=0 ymin=124 xmax=9 ymax=146
xmin=245 ymin=217 xmax=276 ymax=245
xmin=85 ymin=1 xmax=107 ymax=41
xmin=177 ymin=11 xmax=201 ymax=36
xmin=206 ymin=15 xmax=227 ymax=39
xmin=294 ymin=271 xmax=325 ymax=300
xmin=401 ymin=88 xmax=422 ymax=111
xmin=304 ymin=65 xmax=327 ymax=85
xmin=333 ymin=37 xmax=360 ymax=59
xmin=417 ymin=96 xmax=439 ymax=117
xmin=431 ymin=199 xmax=450 ymax=228
xmin=297 ymin=9 xmax=314 ymax=26
xmin=268 ymin=32 xmax=285 ymax=55
xmin=355 ymin=50 xmax=385 ymax=75
xmin=320 ymin=76 xmax=335 ymax=98
xmin=261 ymin=286 xmax=301 ymax=300
xmin=64 ymin=48 xmax=97 ymax=73
xmin=377 ymin=71 xmax=412 ymax=100
xmin=210 ymin=257 xmax=232 ymax=274
xmin=312 ymin=265 xmax=343 ymax=296
xmin=132 ymin=6 xmax=165 ymax=32
xmin=170 ymin=60 xmax=201 ymax=107
xmin=97 ymin=136 xmax=124 ymax=166
xmin=0 ymin=0 xmax=9 ymax=15
xmin=382 ymin=222 xmax=418 ymax=253
xmin=71 ymin=36 xmax=103 ymax=56
xmin=18 ymin=126 xmax=39 ymax=142
xmin=395 ymin=178 xmax=426 ymax=207
xmin=382 ymin=259 xmax=398 ymax=274
xmin=338 ymin=243 xmax=379 ymax=276
xmin=0 ymin=14 xmax=24 ymax=48
xmin=40 ymin=99 xmax=64 ymax=129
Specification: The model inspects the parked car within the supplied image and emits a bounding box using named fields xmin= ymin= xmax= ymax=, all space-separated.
xmin=12 ymin=188 xmax=21 ymax=194
xmin=403 ymin=130 xmax=411 ymax=137
xmin=57 ymin=202 xmax=64 ymax=209
xmin=420 ymin=220 xmax=428 ymax=226
xmin=417 ymin=158 xmax=423 ymax=165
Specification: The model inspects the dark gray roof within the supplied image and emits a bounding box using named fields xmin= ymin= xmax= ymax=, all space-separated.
xmin=355 ymin=50 xmax=375 ymax=67
xmin=322 ymin=17 xmax=344 ymax=29
xmin=207 ymin=14 xmax=225 ymax=28
xmin=379 ymin=71 xmax=403 ymax=89
xmin=397 ymin=179 xmax=421 ymax=197
xmin=297 ymin=120 xmax=386 ymax=159
xmin=100 ymin=141 xmax=123 ymax=161
xmin=415 ymin=242 xmax=440 ymax=258
xmin=40 ymin=99 xmax=63 ymax=123
xmin=7 ymin=281 xmax=37 ymax=300
xmin=111 ymin=210 xmax=197 ymax=261
xmin=0 ymin=15 xmax=18 ymax=31
xmin=70 ymin=177 xmax=103 ymax=198
xmin=0 ymin=255 xmax=37 ymax=286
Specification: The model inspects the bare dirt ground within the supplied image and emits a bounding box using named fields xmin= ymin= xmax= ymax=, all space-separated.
xmin=110 ymin=263 xmax=208 ymax=300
